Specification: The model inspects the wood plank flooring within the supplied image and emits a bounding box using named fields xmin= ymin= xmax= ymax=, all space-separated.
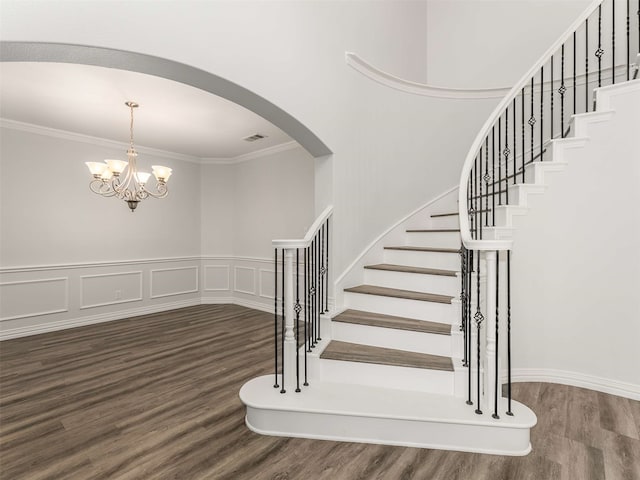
xmin=1 ymin=304 xmax=639 ymax=480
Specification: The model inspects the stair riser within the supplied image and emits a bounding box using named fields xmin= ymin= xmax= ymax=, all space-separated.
xmin=363 ymin=268 xmax=459 ymax=295
xmin=405 ymin=231 xmax=461 ymax=248
xmin=314 ymin=357 xmax=455 ymax=394
xmin=331 ymin=321 xmax=453 ymax=356
xmin=429 ymin=216 xmax=460 ymax=229
xmin=344 ymin=291 xmax=455 ymax=323
xmin=383 ymin=250 xmax=460 ymax=271
xmin=493 ymin=206 xmax=528 ymax=228
xmin=523 ymin=162 xmax=566 ymax=185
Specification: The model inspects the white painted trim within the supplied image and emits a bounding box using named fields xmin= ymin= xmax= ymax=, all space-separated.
xmin=201 ymin=141 xmax=301 ymax=164
xmin=334 ymin=186 xmax=457 ymax=286
xmin=203 ymin=265 xmax=230 ymax=291
xmin=0 ymin=256 xmax=201 ymax=273
xmin=79 ymin=271 xmax=143 ymax=309
xmin=0 ymin=277 xmax=69 ymax=321
xmin=1 ymin=118 xmax=302 ymax=166
xmin=149 ymin=266 xmax=199 ymax=299
xmin=346 ymin=52 xmax=509 ymax=99
xmin=259 ymin=268 xmax=276 ymax=299
xmin=272 ymin=205 xmax=333 ymax=249
xmin=346 ymin=53 xmax=629 ymax=99
xmin=0 ymin=118 xmax=201 ymax=163
xmin=233 ymin=266 xmax=257 ymax=295
xmin=510 ymin=368 xmax=640 ymax=401
xmin=0 ymin=298 xmax=201 ymax=341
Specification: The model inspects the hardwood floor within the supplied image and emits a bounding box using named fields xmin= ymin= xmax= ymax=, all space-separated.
xmin=1 ymin=304 xmax=638 ymax=480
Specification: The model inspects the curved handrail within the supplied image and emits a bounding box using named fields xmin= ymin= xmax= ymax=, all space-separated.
xmin=345 ymin=52 xmax=510 ymax=99
xmin=272 ymin=205 xmax=333 ymax=249
xmin=457 ymin=0 xmax=603 ymax=251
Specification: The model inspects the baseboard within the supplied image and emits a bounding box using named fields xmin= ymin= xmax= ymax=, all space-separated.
xmin=507 ymin=368 xmax=640 ymax=401
xmin=0 ymin=298 xmax=202 ymax=341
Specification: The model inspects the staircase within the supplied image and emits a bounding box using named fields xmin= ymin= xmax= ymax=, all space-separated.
xmin=241 ymin=0 xmax=639 ymax=456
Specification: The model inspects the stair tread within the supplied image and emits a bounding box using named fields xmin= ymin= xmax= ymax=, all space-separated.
xmin=364 ymin=263 xmax=457 ymax=277
xmin=344 ymin=285 xmax=454 ymax=304
xmin=384 ymin=246 xmax=460 ymax=253
xmin=333 ymin=309 xmax=451 ymax=335
xmin=320 ymin=340 xmax=454 ymax=371
xmin=430 ymin=212 xmax=459 ymax=218
xmin=406 ymin=229 xmax=460 ymax=233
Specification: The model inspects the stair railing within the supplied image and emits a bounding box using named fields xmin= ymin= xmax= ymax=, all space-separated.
xmin=272 ymin=206 xmax=332 ymax=393
xmin=458 ymin=0 xmax=639 ymax=418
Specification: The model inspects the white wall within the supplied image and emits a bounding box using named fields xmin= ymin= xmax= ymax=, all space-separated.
xmin=0 ymin=125 xmax=201 ymax=266
xmin=509 ymin=82 xmax=640 ymax=394
xmin=0 ymin=125 xmax=315 ymax=339
xmin=426 ymin=0 xmax=592 ymax=88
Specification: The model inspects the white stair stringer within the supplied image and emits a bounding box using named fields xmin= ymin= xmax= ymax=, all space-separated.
xmin=241 ymin=375 xmax=537 ymax=456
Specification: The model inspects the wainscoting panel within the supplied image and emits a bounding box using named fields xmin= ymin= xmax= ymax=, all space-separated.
xmin=80 ymin=271 xmax=143 ymax=309
xmin=259 ymin=269 xmax=275 ymax=299
xmin=0 ymin=277 xmax=68 ymax=321
xmin=150 ymin=266 xmax=199 ymax=299
xmin=204 ymin=265 xmax=230 ymax=291
xmin=234 ymin=266 xmax=256 ymax=295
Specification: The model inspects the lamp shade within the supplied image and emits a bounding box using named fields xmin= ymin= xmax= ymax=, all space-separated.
xmin=152 ymin=165 xmax=172 ymax=182
xmin=135 ymin=171 xmax=151 ymax=185
xmin=105 ymin=159 xmax=128 ymax=174
xmin=85 ymin=161 xmax=108 ymax=176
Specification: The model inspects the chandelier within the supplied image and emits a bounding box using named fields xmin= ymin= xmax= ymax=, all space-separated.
xmin=85 ymin=101 xmax=173 ymax=212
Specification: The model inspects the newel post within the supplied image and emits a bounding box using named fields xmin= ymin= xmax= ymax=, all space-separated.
xmin=283 ymin=248 xmax=297 ymax=388
xmin=484 ymin=250 xmax=499 ymax=415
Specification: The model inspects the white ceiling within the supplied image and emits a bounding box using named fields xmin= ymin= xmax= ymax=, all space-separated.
xmin=0 ymin=62 xmax=294 ymax=159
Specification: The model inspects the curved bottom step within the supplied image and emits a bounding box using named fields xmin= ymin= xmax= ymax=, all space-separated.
xmin=240 ymin=375 xmax=537 ymax=456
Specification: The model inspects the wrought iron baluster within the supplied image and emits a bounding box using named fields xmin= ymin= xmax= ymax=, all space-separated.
xmin=316 ymin=232 xmax=322 ymax=341
xmin=627 ymin=0 xmax=631 ymax=81
xmin=573 ymin=31 xmax=577 ymax=115
xmin=461 ymin=247 xmax=468 ymax=367
xmin=506 ymin=250 xmax=513 ymax=416
xmin=540 ymin=67 xmax=544 ymax=161
xmin=304 ymin=247 xmax=309 ymax=384
xmin=529 ymin=77 xmax=535 ymax=166
xmin=310 ymin=238 xmax=316 ymax=348
xmin=274 ymin=248 xmax=279 ymax=388
xmin=612 ymin=0 xmax=616 ymax=85
xmin=521 ymin=88 xmax=525 ymax=183
xmin=474 ymin=250 xmax=483 ymax=415
xmin=551 ymin=55 xmax=554 ymax=139
xmin=597 ymin=4 xmax=603 ymax=88
xmin=512 ymin=98 xmax=517 ymax=186
xmin=306 ymin=247 xmax=312 ymax=354
xmin=498 ymin=119 xmax=502 ymax=206
xmin=318 ymin=227 xmax=323 ymax=334
xmin=560 ymin=44 xmax=566 ymax=138
xmin=586 ymin=17 xmax=589 ymax=112
xmin=492 ymin=126 xmax=496 ymax=224
xmin=485 ymin=137 xmax=489 ymax=227
xmin=492 ymin=251 xmax=500 ymax=420
xmin=295 ymin=249 xmax=301 ymax=392
xmin=280 ymin=248 xmax=286 ymax=394
xmin=325 ymin=219 xmax=329 ymax=313
xmin=504 ymin=109 xmax=510 ymax=202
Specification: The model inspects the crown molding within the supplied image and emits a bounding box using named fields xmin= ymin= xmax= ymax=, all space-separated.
xmin=0 ymin=118 xmax=202 ymax=163
xmin=1 ymin=118 xmax=302 ymax=165
xmin=200 ymin=141 xmax=301 ymax=165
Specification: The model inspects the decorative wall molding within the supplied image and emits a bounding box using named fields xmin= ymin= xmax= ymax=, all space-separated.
xmin=150 ymin=266 xmax=199 ymax=299
xmin=509 ymin=368 xmax=640 ymax=401
xmin=80 ymin=271 xmax=143 ymax=309
xmin=1 ymin=118 xmax=303 ymax=166
xmin=204 ymin=265 xmax=230 ymax=291
xmin=0 ymin=277 xmax=69 ymax=321
xmin=0 ymin=256 xmax=202 ymax=273
xmin=345 ymin=52 xmax=509 ymax=99
xmin=259 ymin=269 xmax=276 ymax=299
xmin=234 ymin=266 xmax=257 ymax=295
xmin=346 ymin=52 xmax=631 ymax=99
